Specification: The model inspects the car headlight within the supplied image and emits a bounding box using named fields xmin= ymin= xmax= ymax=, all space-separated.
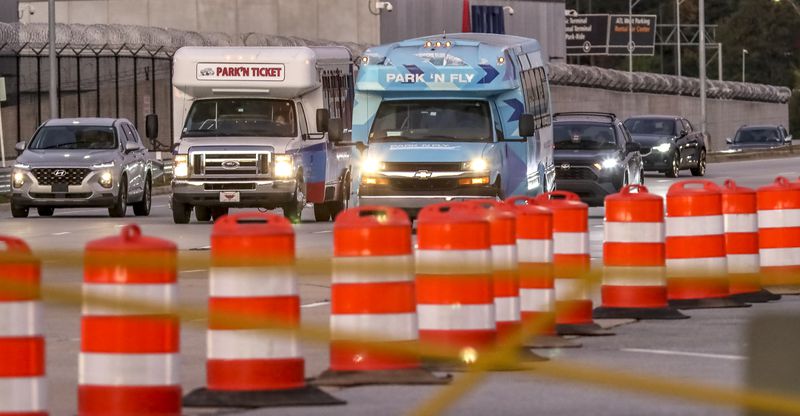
xmin=467 ymin=158 xmax=489 ymax=172
xmin=600 ymin=158 xmax=620 ymax=169
xmin=99 ymin=170 xmax=113 ymax=188
xmin=12 ymin=170 xmax=24 ymax=188
xmin=654 ymin=143 xmax=672 ymax=153
xmin=273 ymin=154 xmax=294 ymax=178
xmin=91 ymin=161 xmax=115 ymax=169
xmin=174 ymin=154 xmax=189 ymax=178
xmin=361 ymin=157 xmax=383 ymax=174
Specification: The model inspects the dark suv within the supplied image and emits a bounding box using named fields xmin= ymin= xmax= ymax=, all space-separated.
xmin=623 ymin=115 xmax=707 ymax=177
xmin=552 ymin=112 xmax=643 ymax=206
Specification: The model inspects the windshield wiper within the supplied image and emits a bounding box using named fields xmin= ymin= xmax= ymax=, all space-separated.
xmin=36 ymin=143 xmax=73 ymax=149
xmin=372 ymin=135 xmax=416 ymax=142
xmin=422 ymin=135 xmax=487 ymax=142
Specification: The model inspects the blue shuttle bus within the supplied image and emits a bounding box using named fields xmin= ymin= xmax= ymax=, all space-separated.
xmin=351 ymin=33 xmax=555 ymax=215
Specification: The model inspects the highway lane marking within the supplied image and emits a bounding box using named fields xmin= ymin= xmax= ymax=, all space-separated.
xmin=312 ymin=230 xmax=333 ymax=234
xmin=180 ymin=269 xmax=206 ymax=274
xmin=621 ymin=348 xmax=745 ymax=361
xmin=301 ymin=301 xmax=330 ymax=308
xmin=51 ymin=232 xmax=70 ymax=236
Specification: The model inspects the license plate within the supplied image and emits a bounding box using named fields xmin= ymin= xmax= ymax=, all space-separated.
xmin=219 ymin=191 xmax=240 ymax=203
xmin=51 ymin=183 xmax=68 ymax=193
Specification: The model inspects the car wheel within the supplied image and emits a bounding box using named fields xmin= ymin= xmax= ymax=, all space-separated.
xmin=666 ymin=153 xmax=680 ymax=178
xmin=639 ymin=169 xmax=645 ymax=185
xmin=195 ymin=206 xmax=211 ymax=222
xmin=282 ymin=175 xmax=306 ymax=224
xmin=325 ymin=177 xmax=350 ymax=222
xmin=108 ymin=179 xmax=128 ymax=218
xmin=313 ymin=203 xmax=331 ymax=222
xmin=210 ymin=207 xmax=229 ymax=221
xmin=37 ymin=207 xmax=54 ymax=217
xmin=132 ymin=176 xmax=152 ymax=216
xmin=11 ymin=202 xmax=29 ymax=218
xmin=691 ymin=150 xmax=707 ymax=177
xmin=171 ymin=197 xmax=192 ymax=224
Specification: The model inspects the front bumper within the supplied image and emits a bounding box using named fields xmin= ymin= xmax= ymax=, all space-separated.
xmin=171 ymin=178 xmax=296 ymax=208
xmin=11 ymin=169 xmax=117 ymax=208
xmin=642 ymin=150 xmax=672 ymax=171
xmin=359 ymin=184 xmax=496 ymax=216
xmin=554 ymin=179 xmax=619 ymax=207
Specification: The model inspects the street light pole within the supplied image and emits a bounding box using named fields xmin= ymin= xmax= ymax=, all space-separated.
xmin=676 ymin=0 xmax=685 ymax=77
xmin=699 ymin=0 xmax=706 ymax=136
xmin=48 ymin=0 xmax=57 ymax=119
xmin=628 ymin=0 xmax=642 ymax=73
xmin=741 ymin=49 xmax=748 ymax=82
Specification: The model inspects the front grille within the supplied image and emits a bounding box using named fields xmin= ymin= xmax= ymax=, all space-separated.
xmin=388 ymin=177 xmax=461 ymax=191
xmin=382 ymin=162 xmax=464 ymax=172
xmin=555 ymin=166 xmax=598 ymax=181
xmin=191 ymin=152 xmax=271 ymax=177
xmin=32 ymin=168 xmax=90 ymax=186
xmin=30 ymin=192 xmax=91 ymax=199
xmin=204 ymin=183 xmax=256 ymax=191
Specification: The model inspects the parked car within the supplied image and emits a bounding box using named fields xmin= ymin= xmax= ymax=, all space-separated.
xmin=10 ymin=118 xmax=152 ymax=218
xmin=552 ymin=112 xmax=644 ymax=207
xmin=726 ymin=124 xmax=792 ymax=151
xmin=623 ymin=115 xmax=707 ymax=178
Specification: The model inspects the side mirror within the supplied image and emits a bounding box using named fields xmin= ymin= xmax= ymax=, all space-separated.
xmin=518 ymin=113 xmax=536 ymax=138
xmin=725 ymin=138 xmax=733 ymax=144
xmin=786 ymin=135 xmax=793 ymax=143
xmin=626 ymin=142 xmax=641 ymax=153
xmin=124 ymin=141 xmax=140 ymax=152
xmin=679 ymin=129 xmax=689 ymax=137
xmin=316 ymin=109 xmax=330 ymax=133
xmin=14 ymin=141 xmax=26 ymax=152
xmin=145 ymin=114 xmax=159 ymax=140
xmin=328 ymin=118 xmax=343 ymax=143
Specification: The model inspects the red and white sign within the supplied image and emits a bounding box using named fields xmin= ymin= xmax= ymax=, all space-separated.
xmin=196 ymin=63 xmax=286 ymax=81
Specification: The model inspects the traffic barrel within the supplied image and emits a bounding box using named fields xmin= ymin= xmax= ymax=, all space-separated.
xmin=593 ymin=185 xmax=686 ymax=319
xmin=757 ymin=177 xmax=800 ymax=294
xmin=80 ymin=225 xmax=180 ymax=416
xmin=665 ymin=180 xmax=748 ymax=309
xmin=183 ymin=213 xmax=342 ymax=408
xmin=316 ymin=206 xmax=446 ymax=386
xmin=506 ymin=196 xmax=581 ymax=349
xmin=722 ymin=180 xmax=779 ymax=302
xmin=0 ymin=237 xmax=46 ymax=416
xmin=534 ymin=191 xmax=612 ymax=336
xmin=416 ymin=202 xmax=496 ymax=366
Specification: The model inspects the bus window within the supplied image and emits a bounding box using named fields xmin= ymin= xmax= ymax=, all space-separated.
xmin=520 ymin=67 xmax=551 ymax=129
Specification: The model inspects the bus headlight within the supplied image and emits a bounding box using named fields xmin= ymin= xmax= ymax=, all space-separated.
xmin=467 ymin=158 xmax=489 ymax=172
xmin=274 ymin=154 xmax=294 ymax=178
xmin=99 ymin=171 xmax=113 ymax=188
xmin=174 ymin=154 xmax=189 ymax=178
xmin=361 ymin=157 xmax=383 ymax=174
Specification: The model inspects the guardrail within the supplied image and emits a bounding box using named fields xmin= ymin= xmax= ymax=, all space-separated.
xmin=0 ymin=167 xmax=10 ymax=195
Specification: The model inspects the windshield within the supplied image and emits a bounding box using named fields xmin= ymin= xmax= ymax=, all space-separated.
xmin=369 ymin=100 xmax=492 ymax=142
xmin=733 ymin=128 xmax=781 ymax=144
xmin=553 ymin=122 xmax=618 ymax=150
xmin=29 ymin=125 xmax=117 ymax=150
xmin=182 ymin=99 xmax=296 ymax=138
xmin=624 ymin=118 xmax=676 ymax=136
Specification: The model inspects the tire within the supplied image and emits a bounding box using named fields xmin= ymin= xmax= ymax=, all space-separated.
xmin=11 ymin=202 xmax=29 ymax=218
xmin=665 ymin=153 xmax=680 ymax=178
xmin=37 ymin=207 xmax=54 ymax=217
xmin=210 ymin=207 xmax=229 ymax=221
xmin=108 ymin=179 xmax=128 ymax=218
xmin=282 ymin=175 xmax=306 ymax=223
xmin=132 ymin=176 xmax=152 ymax=217
xmin=691 ymin=149 xmax=707 ymax=177
xmin=327 ymin=200 xmax=346 ymax=222
xmin=195 ymin=206 xmax=211 ymax=222
xmin=171 ymin=196 xmax=192 ymax=224
xmin=313 ymin=203 xmax=331 ymax=222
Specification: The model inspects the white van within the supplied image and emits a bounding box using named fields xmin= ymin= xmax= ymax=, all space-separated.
xmin=161 ymin=46 xmax=356 ymax=223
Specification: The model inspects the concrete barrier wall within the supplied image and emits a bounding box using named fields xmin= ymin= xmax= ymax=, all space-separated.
xmin=551 ymin=85 xmax=790 ymax=152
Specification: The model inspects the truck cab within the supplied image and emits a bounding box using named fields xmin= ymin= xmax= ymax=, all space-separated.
xmin=167 ymin=46 xmax=356 ymax=223
xmin=352 ymin=33 xmax=555 ymax=217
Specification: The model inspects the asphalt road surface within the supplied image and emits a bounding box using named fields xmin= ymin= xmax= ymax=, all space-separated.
xmin=2 ymin=157 xmax=799 ymax=415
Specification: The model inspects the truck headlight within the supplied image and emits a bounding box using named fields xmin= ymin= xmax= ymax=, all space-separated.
xmin=467 ymin=158 xmax=488 ymax=172
xmin=99 ymin=171 xmax=113 ymax=188
xmin=174 ymin=154 xmax=189 ymax=178
xmin=654 ymin=143 xmax=672 ymax=153
xmin=12 ymin=170 xmax=24 ymax=188
xmin=598 ymin=158 xmax=620 ymax=169
xmin=361 ymin=157 xmax=383 ymax=174
xmin=274 ymin=154 xmax=294 ymax=178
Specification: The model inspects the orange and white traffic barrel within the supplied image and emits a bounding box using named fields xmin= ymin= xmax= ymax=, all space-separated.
xmin=534 ymin=191 xmax=611 ymax=336
xmin=757 ymin=176 xmax=800 ymax=294
xmin=80 ymin=225 xmax=180 ymax=416
xmin=594 ymin=185 xmax=686 ymax=319
xmin=416 ymin=202 xmax=496 ymax=365
xmin=665 ymin=180 xmax=747 ymax=309
xmin=184 ymin=213 xmax=341 ymax=407
xmin=316 ymin=206 xmax=444 ymax=386
xmin=722 ymin=180 xmax=779 ymax=302
xmin=0 ymin=237 xmax=46 ymax=416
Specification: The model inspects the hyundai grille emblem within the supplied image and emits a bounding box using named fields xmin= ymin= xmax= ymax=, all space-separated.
xmin=53 ymin=169 xmax=67 ymax=177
